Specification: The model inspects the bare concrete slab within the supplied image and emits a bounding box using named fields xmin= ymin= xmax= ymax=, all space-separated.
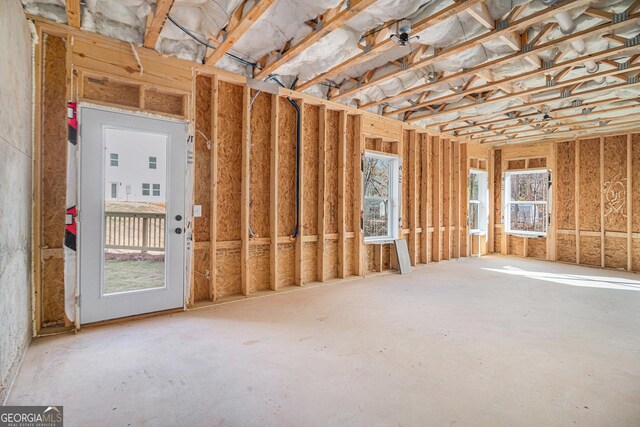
xmin=8 ymin=256 xmax=640 ymax=426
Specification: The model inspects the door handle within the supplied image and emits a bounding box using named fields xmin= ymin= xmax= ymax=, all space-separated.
xmin=175 ymin=228 xmax=183 ymax=234
xmin=175 ymin=215 xmax=182 ymax=221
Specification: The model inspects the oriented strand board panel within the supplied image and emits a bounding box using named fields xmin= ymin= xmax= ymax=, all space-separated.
xmin=277 ymin=243 xmax=295 ymax=287
xmin=557 ymin=234 xmax=576 ymax=263
xmin=402 ymin=130 xmax=410 ymax=229
xmin=494 ymin=229 xmax=502 ymax=253
xmin=193 ymin=247 xmax=210 ymax=301
xmin=578 ymin=138 xmax=601 ymax=232
xmin=579 ymin=235 xmax=601 ymax=267
xmin=494 ymin=150 xmax=502 ymax=245
xmin=633 ymin=240 xmax=640 ymax=272
xmin=216 ymin=248 xmax=242 ymax=297
xmin=365 ymin=245 xmax=376 ymax=272
xmin=527 ymin=238 xmax=546 ymax=259
xmin=556 ymin=141 xmax=575 ymax=230
xmin=83 ymin=76 xmax=140 ymax=108
xmin=508 ymin=236 xmax=525 ymax=257
xmin=249 ymin=245 xmax=270 ymax=292
xmin=303 ymin=105 xmax=319 ymax=235
xmin=633 ymin=134 xmax=640 ymax=233
xmin=193 ymin=75 xmax=212 ymax=242
xmin=345 ymin=116 xmax=355 ymax=233
xmin=41 ymin=35 xmax=68 ymax=325
xmin=603 ymin=135 xmax=627 ymax=232
xmin=324 ymin=240 xmax=339 ymax=279
xmin=144 ymin=90 xmax=185 ymax=116
xmin=42 ymin=257 xmax=65 ymax=325
xmin=427 ymin=136 xmax=433 ymax=228
xmin=345 ymin=238 xmax=355 ymax=276
xmin=249 ymin=91 xmax=272 ymax=237
xmin=278 ymin=98 xmax=297 ymax=236
xmin=528 ymin=158 xmax=546 ymax=168
xmin=216 ymin=82 xmax=243 ymax=241
xmin=508 ymin=159 xmax=525 ymax=170
xmin=42 ymin=35 xmax=67 ymax=250
xmin=326 ymin=111 xmax=340 ymax=234
xmin=303 ymin=241 xmax=318 ymax=283
xmin=604 ymin=236 xmax=627 ymax=269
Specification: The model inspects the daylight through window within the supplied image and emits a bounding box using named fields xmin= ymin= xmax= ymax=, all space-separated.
xmin=363 ymin=152 xmax=399 ymax=241
xmin=504 ymin=170 xmax=549 ymax=235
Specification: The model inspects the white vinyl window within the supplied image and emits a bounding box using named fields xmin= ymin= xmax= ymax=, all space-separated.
xmin=504 ymin=169 xmax=550 ymax=236
xmin=152 ymin=183 xmax=160 ymax=196
xmin=110 ymin=153 xmax=118 ymax=167
xmin=142 ymin=183 xmax=150 ymax=196
xmin=149 ymin=156 xmax=157 ymax=169
xmin=363 ymin=152 xmax=400 ymax=242
xmin=468 ymin=170 xmax=488 ymax=234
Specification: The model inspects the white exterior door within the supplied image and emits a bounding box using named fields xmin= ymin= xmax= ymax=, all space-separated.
xmin=79 ymin=107 xmax=186 ymax=324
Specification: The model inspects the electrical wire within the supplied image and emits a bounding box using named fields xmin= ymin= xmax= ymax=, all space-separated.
xmin=167 ymin=15 xmax=257 ymax=68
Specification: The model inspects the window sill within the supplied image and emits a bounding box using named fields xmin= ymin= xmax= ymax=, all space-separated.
xmin=505 ymin=232 xmax=547 ymax=238
xmin=364 ymin=238 xmax=395 ymax=244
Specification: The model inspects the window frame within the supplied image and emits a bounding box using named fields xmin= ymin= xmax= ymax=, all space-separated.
xmin=152 ymin=183 xmax=160 ymax=196
xmin=362 ymin=151 xmax=400 ymax=243
xmin=504 ymin=168 xmax=550 ymax=237
xmin=149 ymin=156 xmax=157 ymax=169
xmin=468 ymin=169 xmax=489 ymax=235
xmin=142 ymin=183 xmax=150 ymax=196
xmin=110 ymin=153 xmax=119 ymax=167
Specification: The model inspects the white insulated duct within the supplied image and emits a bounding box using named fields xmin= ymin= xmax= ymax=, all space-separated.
xmin=555 ymin=11 xmax=599 ymax=74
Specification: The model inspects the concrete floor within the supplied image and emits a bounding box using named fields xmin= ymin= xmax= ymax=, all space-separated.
xmin=8 ymin=256 xmax=640 ymax=426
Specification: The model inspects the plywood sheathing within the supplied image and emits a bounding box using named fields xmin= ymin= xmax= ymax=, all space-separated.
xmin=493 ymin=149 xmax=502 ymax=253
xmin=278 ymin=98 xmax=297 ymax=237
xmin=556 ymin=141 xmax=576 ymax=230
xmin=249 ymin=91 xmax=272 ymax=238
xmin=41 ymin=35 xmax=67 ymax=325
xmin=193 ymin=75 xmax=211 ymax=243
xmin=579 ymin=138 xmax=601 ymax=232
xmin=325 ymin=111 xmax=340 ymax=235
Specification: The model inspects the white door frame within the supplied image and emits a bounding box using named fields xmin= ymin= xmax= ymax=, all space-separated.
xmin=78 ymin=106 xmax=187 ymax=324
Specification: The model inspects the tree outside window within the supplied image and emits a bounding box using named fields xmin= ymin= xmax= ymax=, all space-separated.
xmin=363 ymin=152 xmax=399 ymax=241
xmin=504 ymin=170 xmax=549 ymax=235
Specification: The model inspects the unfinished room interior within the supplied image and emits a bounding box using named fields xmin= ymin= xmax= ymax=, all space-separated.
xmin=2 ymin=0 xmax=640 ymax=424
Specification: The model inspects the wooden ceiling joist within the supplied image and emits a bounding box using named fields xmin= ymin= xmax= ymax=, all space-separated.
xmin=463 ymin=103 xmax=640 ymax=137
xmin=482 ymin=116 xmax=640 ymax=145
xmin=472 ymin=108 xmax=640 ymax=140
xmin=448 ymin=96 xmax=635 ymax=134
xmin=295 ymin=0 xmax=485 ymax=92
xmin=361 ymin=12 xmax=640 ymax=111
xmin=205 ymin=0 xmax=276 ymax=66
xmin=408 ymin=78 xmax=640 ymax=124
xmin=254 ymin=0 xmax=376 ymax=79
xmin=386 ymin=47 xmax=640 ymax=118
xmin=65 ymin=0 xmax=81 ymax=28
xmin=327 ymin=0 xmax=592 ymax=101
xmin=144 ymin=0 xmax=175 ymax=49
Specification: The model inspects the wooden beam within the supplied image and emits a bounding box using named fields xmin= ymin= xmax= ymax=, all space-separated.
xmin=548 ymin=142 xmax=557 ymax=261
xmin=296 ymin=0 xmax=484 ymax=91
xmin=361 ymin=14 xmax=639 ymax=110
xmin=254 ymin=0 xmax=376 ymax=79
xmin=295 ymin=100 xmax=306 ymax=286
xmin=317 ymin=106 xmax=327 ymax=281
xmin=354 ymin=115 xmax=364 ymax=276
xmin=408 ymin=130 xmax=418 ymax=265
xmin=143 ymin=0 xmax=175 ymax=49
xmin=241 ymin=85 xmax=251 ymax=295
xmin=466 ymin=2 xmax=494 ymax=29
xmin=338 ymin=111 xmax=347 ymax=278
xmin=627 ymin=133 xmax=633 ymax=271
xmin=600 ymin=136 xmax=605 ymax=268
xmin=329 ymin=0 xmax=592 ymax=101
xmin=410 ymin=77 xmax=640 ymax=125
xmin=452 ymin=140 xmax=461 ymax=258
xmin=432 ymin=135 xmax=442 ymax=262
xmin=205 ymin=0 xmax=276 ymax=65
xmin=420 ymin=133 xmax=429 ymax=263
xmin=65 ymin=0 xmax=81 ymax=28
xmin=210 ymin=75 xmax=219 ymax=301
xmin=488 ymin=148 xmax=495 ymax=253
xmin=400 ymin=58 xmax=640 ymax=120
xmin=270 ymin=94 xmax=279 ymax=290
xmin=442 ymin=139 xmax=451 ymax=260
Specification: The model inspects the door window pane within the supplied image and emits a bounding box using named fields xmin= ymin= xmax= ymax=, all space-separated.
xmin=104 ymin=128 xmax=167 ymax=295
